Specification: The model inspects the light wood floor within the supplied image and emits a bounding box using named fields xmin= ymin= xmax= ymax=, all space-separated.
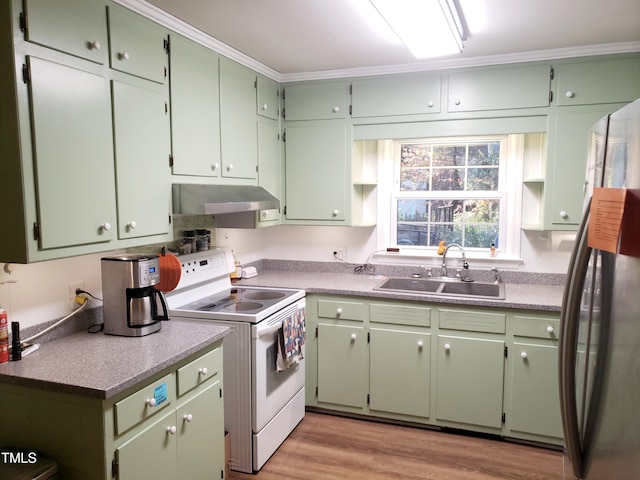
xmin=228 ymin=411 xmax=565 ymax=480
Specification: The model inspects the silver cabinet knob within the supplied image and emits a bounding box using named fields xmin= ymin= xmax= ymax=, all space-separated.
xmin=332 ymin=209 xmax=339 ymax=216
xmin=427 ymin=100 xmax=434 ymax=108
xmin=417 ymin=340 xmax=424 ymax=348
xmin=565 ymin=91 xmax=575 ymax=98
xmin=332 ymin=106 xmax=340 ymax=113
xmin=127 ymin=221 xmax=137 ymax=230
xmin=454 ymin=98 xmax=461 ymax=106
xmin=261 ymin=103 xmax=268 ymax=110
xmin=118 ymin=51 xmax=130 ymax=61
xmin=521 ymin=351 xmax=528 ymax=359
xmin=227 ymin=163 xmax=234 ymax=171
xmin=199 ymin=367 xmax=208 ymax=376
xmin=89 ymin=40 xmax=101 ymax=51
xmin=350 ymin=333 xmax=357 ymax=341
xmin=166 ymin=425 xmax=177 ymax=435
xmin=183 ymin=414 xmax=193 ymax=423
xmin=336 ymin=307 xmax=343 ymax=315
xmin=212 ymin=162 xmax=219 ymax=171
xmin=146 ymin=398 xmax=157 ymax=407
xmin=101 ymin=222 xmax=111 ymax=232
xmin=444 ymin=343 xmax=451 ymax=351
xmin=560 ymin=210 xmax=568 ymax=219
xmin=547 ymin=326 xmax=555 ymax=334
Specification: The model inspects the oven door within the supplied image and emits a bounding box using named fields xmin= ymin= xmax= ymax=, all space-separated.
xmin=251 ymin=298 xmax=306 ymax=433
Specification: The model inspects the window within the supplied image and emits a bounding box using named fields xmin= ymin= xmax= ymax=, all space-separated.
xmin=392 ymin=137 xmax=507 ymax=250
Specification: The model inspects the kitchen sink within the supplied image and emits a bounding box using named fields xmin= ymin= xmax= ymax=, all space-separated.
xmin=375 ymin=277 xmax=505 ymax=300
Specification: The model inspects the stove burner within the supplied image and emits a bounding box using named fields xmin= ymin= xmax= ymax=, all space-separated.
xmin=197 ymin=303 xmax=219 ymax=311
xmin=223 ymin=301 xmax=264 ymax=312
xmin=242 ymin=291 xmax=287 ymax=301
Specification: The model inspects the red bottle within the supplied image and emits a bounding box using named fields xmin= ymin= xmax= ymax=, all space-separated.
xmin=0 ymin=308 xmax=8 ymax=363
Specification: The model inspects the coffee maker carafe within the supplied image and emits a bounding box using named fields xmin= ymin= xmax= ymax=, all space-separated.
xmin=101 ymin=254 xmax=169 ymax=336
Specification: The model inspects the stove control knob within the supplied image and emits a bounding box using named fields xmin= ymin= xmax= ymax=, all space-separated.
xmin=146 ymin=398 xmax=157 ymax=408
xmin=183 ymin=414 xmax=193 ymax=423
xmin=199 ymin=367 xmax=208 ymax=376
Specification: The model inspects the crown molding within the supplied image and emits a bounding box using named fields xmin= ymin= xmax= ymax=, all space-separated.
xmin=113 ymin=1 xmax=640 ymax=84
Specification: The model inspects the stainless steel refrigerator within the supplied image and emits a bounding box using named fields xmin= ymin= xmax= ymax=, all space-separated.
xmin=559 ymin=98 xmax=640 ymax=479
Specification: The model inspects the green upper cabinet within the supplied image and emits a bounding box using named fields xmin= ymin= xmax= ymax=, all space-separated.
xmin=448 ymin=64 xmax=551 ymax=112
xmin=28 ymin=55 xmax=117 ymax=250
xmin=351 ymin=73 xmax=442 ymax=117
xmin=256 ymin=75 xmax=280 ymax=120
xmin=108 ymin=4 xmax=168 ymax=84
xmin=546 ymin=105 xmax=622 ymax=228
xmin=112 ymin=79 xmax=171 ymax=240
xmin=168 ymin=34 xmax=221 ymax=177
xmin=284 ymin=123 xmax=349 ymax=222
xmin=284 ymin=81 xmax=348 ymax=121
xmin=555 ymin=57 xmax=640 ymax=106
xmin=219 ymin=58 xmax=258 ymax=180
xmin=257 ymin=121 xmax=282 ymax=226
xmin=23 ymin=0 xmax=108 ymax=64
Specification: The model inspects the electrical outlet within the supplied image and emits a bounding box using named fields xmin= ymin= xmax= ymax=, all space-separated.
xmin=332 ymin=249 xmax=346 ymax=261
xmin=69 ymin=281 xmax=85 ymax=306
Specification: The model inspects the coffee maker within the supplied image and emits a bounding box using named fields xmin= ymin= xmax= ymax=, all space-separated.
xmin=101 ymin=254 xmax=169 ymax=336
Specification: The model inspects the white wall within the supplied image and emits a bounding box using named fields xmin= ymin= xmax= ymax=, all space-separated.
xmin=1 ymin=224 xmax=572 ymax=331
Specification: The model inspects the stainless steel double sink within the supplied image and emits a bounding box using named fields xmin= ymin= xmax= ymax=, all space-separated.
xmin=374 ymin=276 xmax=505 ymax=300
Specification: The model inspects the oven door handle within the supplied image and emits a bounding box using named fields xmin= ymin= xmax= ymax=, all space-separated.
xmin=256 ymin=320 xmax=283 ymax=338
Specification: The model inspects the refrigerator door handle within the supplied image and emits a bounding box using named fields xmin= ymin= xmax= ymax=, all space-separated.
xmin=559 ymin=200 xmax=591 ymax=480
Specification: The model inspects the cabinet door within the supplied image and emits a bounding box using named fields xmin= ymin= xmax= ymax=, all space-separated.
xmin=369 ymin=327 xmax=430 ymax=418
xmin=556 ymin=58 xmax=640 ymax=106
xmin=169 ymin=34 xmax=221 ymax=177
xmin=257 ymin=121 xmax=282 ymax=226
xmin=108 ymin=5 xmax=168 ymax=84
xmin=548 ymin=106 xmax=618 ymax=226
xmin=284 ymin=81 xmax=347 ymax=121
xmin=351 ymin=74 xmax=441 ymax=117
xmin=284 ymin=124 xmax=348 ymax=221
xmin=436 ymin=335 xmax=505 ymax=429
xmin=177 ymin=381 xmax=224 ymax=480
xmin=257 ymin=76 xmax=280 ymax=120
xmin=28 ymin=56 xmax=116 ymax=249
xmin=509 ymin=343 xmax=563 ymax=439
xmin=317 ymin=323 xmax=366 ymax=409
xmin=116 ymin=408 xmax=178 ymax=479
xmin=112 ymin=80 xmax=171 ymax=239
xmin=448 ymin=64 xmax=551 ymax=112
xmin=24 ymin=0 xmax=107 ymax=64
xmin=219 ymin=58 xmax=258 ymax=179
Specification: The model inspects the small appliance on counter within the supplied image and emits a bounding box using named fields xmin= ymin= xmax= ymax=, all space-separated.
xmin=101 ymin=254 xmax=169 ymax=337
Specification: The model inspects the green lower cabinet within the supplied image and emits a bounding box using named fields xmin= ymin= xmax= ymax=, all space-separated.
xmin=435 ymin=335 xmax=505 ymax=430
xmin=507 ymin=343 xmax=563 ymax=441
xmin=116 ymin=408 xmax=178 ymax=479
xmin=317 ymin=323 xmax=367 ymax=410
xmin=369 ymin=326 xmax=430 ymax=418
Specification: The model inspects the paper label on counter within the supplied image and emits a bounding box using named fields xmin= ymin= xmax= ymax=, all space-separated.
xmin=588 ymin=188 xmax=640 ymax=257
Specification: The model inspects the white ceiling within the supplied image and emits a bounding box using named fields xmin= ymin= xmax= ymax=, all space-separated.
xmin=138 ymin=0 xmax=640 ymax=80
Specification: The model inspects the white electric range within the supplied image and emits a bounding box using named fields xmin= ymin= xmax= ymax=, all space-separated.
xmin=165 ymin=249 xmax=306 ymax=473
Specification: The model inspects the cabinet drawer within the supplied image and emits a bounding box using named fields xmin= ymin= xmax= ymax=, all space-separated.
xmin=177 ymin=346 xmax=223 ymax=397
xmin=317 ymin=300 xmax=366 ymax=321
xmin=370 ymin=303 xmax=431 ymax=327
xmin=115 ymin=372 xmax=175 ymax=435
xmin=439 ymin=309 xmax=506 ymax=334
xmin=512 ymin=315 xmax=560 ymax=340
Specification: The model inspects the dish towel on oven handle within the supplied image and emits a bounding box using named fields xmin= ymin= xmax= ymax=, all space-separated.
xmin=277 ymin=308 xmax=306 ymax=372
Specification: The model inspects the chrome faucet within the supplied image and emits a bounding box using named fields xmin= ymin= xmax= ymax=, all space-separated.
xmin=441 ymin=243 xmax=470 ymax=279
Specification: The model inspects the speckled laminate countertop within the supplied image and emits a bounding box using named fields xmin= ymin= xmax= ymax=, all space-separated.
xmin=238 ymin=269 xmax=564 ymax=312
xmin=0 ymin=321 xmax=229 ymax=399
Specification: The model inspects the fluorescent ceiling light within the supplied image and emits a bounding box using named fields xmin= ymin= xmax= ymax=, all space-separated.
xmin=370 ymin=0 xmax=466 ymax=58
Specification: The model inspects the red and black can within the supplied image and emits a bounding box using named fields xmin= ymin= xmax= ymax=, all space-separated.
xmin=0 ymin=308 xmax=9 ymax=363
